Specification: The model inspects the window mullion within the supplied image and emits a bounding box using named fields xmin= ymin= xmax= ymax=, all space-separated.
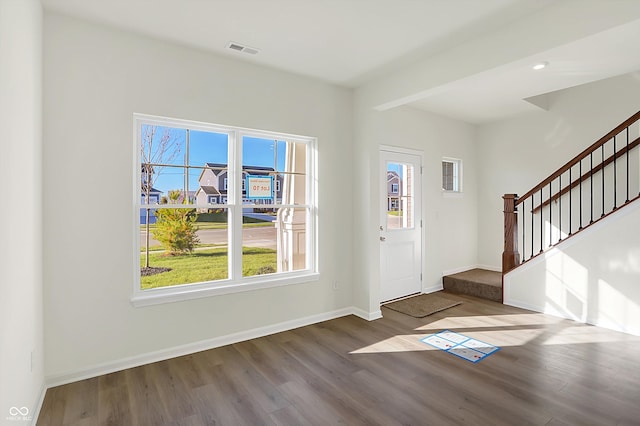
xmin=229 ymin=130 xmax=243 ymax=281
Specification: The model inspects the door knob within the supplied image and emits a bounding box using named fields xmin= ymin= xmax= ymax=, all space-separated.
xmin=380 ymin=236 xmax=386 ymax=241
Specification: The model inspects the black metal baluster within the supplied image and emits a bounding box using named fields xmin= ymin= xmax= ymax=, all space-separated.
xmin=601 ymin=144 xmax=605 ymax=217
xmin=558 ymin=174 xmax=562 ymax=241
xmin=549 ymin=181 xmax=552 ymax=247
xmin=522 ymin=198 xmax=526 ymax=261
xmin=613 ymin=135 xmax=617 ymax=209
xmin=530 ymin=196 xmax=534 ymax=260
xmin=540 ymin=188 xmax=543 ymax=254
xmin=590 ymin=153 xmax=594 ymax=224
xmin=579 ymin=160 xmax=583 ymax=230
xmin=626 ymin=127 xmax=630 ymax=203
xmin=568 ymin=167 xmax=572 ymax=236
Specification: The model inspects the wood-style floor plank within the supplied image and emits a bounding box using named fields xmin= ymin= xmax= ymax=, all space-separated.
xmin=37 ymin=292 xmax=640 ymax=425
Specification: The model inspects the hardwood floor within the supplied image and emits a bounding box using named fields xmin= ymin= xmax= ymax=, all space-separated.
xmin=38 ymin=292 xmax=640 ymax=425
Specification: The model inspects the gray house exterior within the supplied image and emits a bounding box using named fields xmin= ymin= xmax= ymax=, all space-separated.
xmin=195 ymin=163 xmax=284 ymax=210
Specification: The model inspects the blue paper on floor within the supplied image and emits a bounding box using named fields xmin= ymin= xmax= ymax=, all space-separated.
xmin=421 ymin=330 xmax=500 ymax=363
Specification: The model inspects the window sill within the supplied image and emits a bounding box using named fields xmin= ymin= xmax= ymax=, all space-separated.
xmin=131 ymin=272 xmax=320 ymax=307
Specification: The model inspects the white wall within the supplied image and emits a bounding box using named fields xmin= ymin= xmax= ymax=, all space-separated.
xmin=0 ymin=0 xmax=44 ymax=420
xmin=43 ymin=13 xmax=353 ymax=380
xmin=352 ymin=95 xmax=478 ymax=316
xmin=504 ymin=199 xmax=640 ymax=336
xmin=477 ymin=72 xmax=640 ymax=269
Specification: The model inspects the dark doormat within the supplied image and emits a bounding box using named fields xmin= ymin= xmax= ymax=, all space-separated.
xmin=383 ymin=293 xmax=462 ymax=318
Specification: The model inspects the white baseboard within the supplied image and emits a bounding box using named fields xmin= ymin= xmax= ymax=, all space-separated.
xmin=442 ymin=264 xmax=501 ymax=276
xmin=30 ymin=383 xmax=47 ymax=426
xmin=422 ymin=284 xmax=444 ymax=294
xmin=476 ymin=264 xmax=501 ymax=272
xmin=45 ymin=307 xmax=356 ymax=388
xmin=352 ymin=307 xmax=382 ymax=321
xmin=504 ymin=298 xmax=640 ymax=337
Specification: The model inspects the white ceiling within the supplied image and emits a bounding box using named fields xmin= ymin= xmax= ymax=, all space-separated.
xmin=42 ymin=0 xmax=640 ymax=124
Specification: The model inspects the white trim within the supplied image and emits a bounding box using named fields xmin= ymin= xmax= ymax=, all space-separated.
xmin=133 ymin=114 xmax=318 ymax=306
xmin=422 ymin=284 xmax=444 ymax=294
xmin=477 ymin=264 xmax=502 ymax=272
xmin=352 ymin=307 xmax=383 ymax=321
xmin=132 ymin=272 xmax=319 ymax=307
xmin=45 ymin=306 xmax=355 ymax=388
xmin=441 ymin=264 xmax=501 ymax=276
xmin=379 ymin=146 xmax=424 ymax=303
xmin=504 ymin=294 xmax=640 ymax=337
xmin=30 ymin=384 xmax=47 ymax=426
xmin=441 ymin=157 xmax=462 ymax=193
xmin=379 ymin=144 xmax=423 ymax=156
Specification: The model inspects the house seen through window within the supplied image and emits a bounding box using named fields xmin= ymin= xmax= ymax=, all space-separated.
xmin=136 ymin=115 xmax=317 ymax=303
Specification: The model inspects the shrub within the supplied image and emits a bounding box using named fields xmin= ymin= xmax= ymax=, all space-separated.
xmin=152 ymin=207 xmax=200 ymax=255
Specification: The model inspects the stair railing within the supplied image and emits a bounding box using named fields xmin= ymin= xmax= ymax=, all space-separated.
xmin=503 ymin=110 xmax=640 ymax=273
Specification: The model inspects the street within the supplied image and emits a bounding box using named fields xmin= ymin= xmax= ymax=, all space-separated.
xmin=141 ymin=226 xmax=276 ymax=249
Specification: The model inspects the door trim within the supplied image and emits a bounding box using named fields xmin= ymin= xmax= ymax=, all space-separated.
xmin=379 ymin=145 xmax=424 ymax=304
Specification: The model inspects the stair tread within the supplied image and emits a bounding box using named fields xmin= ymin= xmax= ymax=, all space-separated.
xmin=444 ymin=268 xmax=501 ymax=287
xmin=442 ymin=269 xmax=502 ymax=303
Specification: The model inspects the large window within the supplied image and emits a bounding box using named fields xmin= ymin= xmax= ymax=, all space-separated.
xmin=134 ymin=114 xmax=317 ymax=306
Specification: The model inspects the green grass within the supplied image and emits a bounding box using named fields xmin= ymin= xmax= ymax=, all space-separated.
xmin=387 ymin=210 xmax=402 ymax=216
xmin=140 ymin=243 xmax=224 ymax=253
xmin=141 ymin=247 xmax=277 ymax=289
xmin=141 ymin=211 xmax=275 ymax=230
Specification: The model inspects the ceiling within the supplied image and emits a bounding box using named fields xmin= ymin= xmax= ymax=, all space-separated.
xmin=42 ymin=0 xmax=640 ymax=124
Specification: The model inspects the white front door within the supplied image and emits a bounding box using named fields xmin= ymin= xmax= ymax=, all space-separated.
xmin=379 ymin=148 xmax=422 ymax=302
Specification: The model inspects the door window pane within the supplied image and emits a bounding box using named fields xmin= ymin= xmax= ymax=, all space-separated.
xmin=386 ymin=162 xmax=414 ymax=229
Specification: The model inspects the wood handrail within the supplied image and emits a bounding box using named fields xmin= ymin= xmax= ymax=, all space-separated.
xmin=532 ymin=136 xmax=640 ymax=213
xmin=515 ymin=110 xmax=640 ymax=207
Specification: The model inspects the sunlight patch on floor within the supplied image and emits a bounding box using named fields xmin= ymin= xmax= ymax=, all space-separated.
xmin=415 ymin=313 xmax=564 ymax=331
xmin=541 ymin=325 xmax=638 ymax=345
xmin=349 ymin=335 xmax=437 ymax=354
xmin=348 ymin=312 xmax=640 ymax=355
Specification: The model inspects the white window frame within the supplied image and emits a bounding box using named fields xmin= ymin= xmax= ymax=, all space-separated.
xmin=442 ymin=157 xmax=462 ymax=194
xmin=391 ymin=182 xmax=399 ymax=194
xmin=132 ymin=114 xmax=319 ymax=307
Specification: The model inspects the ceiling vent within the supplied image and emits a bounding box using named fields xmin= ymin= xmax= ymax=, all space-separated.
xmin=226 ymin=42 xmax=260 ymax=55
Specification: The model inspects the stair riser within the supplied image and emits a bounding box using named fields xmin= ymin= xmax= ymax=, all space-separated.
xmin=443 ymin=277 xmax=502 ymax=302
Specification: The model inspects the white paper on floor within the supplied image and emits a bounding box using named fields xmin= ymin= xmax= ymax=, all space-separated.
xmin=421 ymin=330 xmax=500 ymax=363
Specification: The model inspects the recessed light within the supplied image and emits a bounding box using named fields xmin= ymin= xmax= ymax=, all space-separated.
xmin=533 ymin=62 xmax=548 ymax=70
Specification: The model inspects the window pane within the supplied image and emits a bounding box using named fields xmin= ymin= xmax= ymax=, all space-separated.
xmin=136 ymin=115 xmax=316 ymax=296
xmin=442 ymin=161 xmax=454 ymax=191
xmin=242 ymin=208 xmax=308 ymax=277
xmin=243 ymin=137 xmax=307 ymax=206
xmin=188 ymin=130 xmax=228 ymax=167
xmin=140 ymin=208 xmax=229 ymax=288
xmin=386 ymin=162 xmax=414 ymax=229
xmin=141 ymin=125 xmax=186 ymax=167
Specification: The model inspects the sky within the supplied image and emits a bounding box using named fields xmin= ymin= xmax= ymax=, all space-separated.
xmin=142 ymin=125 xmax=287 ymax=195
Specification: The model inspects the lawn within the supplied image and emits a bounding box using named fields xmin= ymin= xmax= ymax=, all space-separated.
xmin=141 ymin=211 xmax=275 ymax=230
xmin=140 ymin=247 xmax=277 ymax=289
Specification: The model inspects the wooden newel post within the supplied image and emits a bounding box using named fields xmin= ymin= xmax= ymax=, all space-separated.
xmin=502 ymin=194 xmax=520 ymax=273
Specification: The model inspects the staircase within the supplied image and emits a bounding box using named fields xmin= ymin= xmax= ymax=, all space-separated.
xmin=443 ymin=269 xmax=502 ymax=302
xmin=503 ymin=110 xmax=640 ymax=273
xmin=444 ymin=111 xmax=640 ymax=305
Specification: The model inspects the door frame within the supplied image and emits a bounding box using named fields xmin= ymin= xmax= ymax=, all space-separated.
xmin=379 ymin=145 xmax=425 ymax=304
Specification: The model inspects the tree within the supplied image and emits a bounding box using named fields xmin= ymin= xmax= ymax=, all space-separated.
xmin=152 ymin=190 xmax=200 ymax=255
xmin=141 ymin=125 xmax=182 ymax=268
